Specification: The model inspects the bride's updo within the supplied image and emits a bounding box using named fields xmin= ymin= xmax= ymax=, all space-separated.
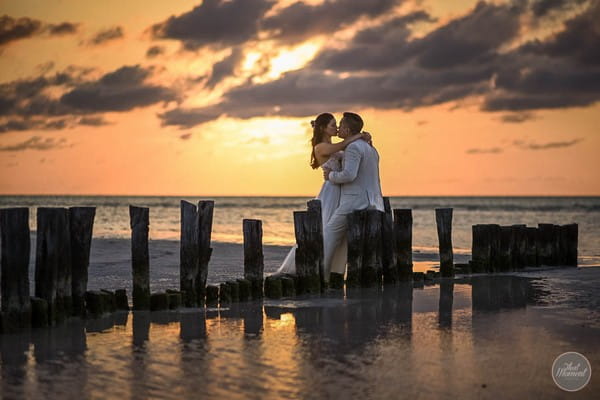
xmin=310 ymin=112 xmax=334 ymax=169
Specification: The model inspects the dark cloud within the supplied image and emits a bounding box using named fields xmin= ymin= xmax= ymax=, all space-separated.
xmin=146 ymin=45 xmax=165 ymax=58
xmin=0 ymin=15 xmax=78 ymax=46
xmin=0 ymin=136 xmax=69 ymax=151
xmin=87 ymin=26 xmax=124 ymax=45
xmin=205 ymin=48 xmax=244 ymax=89
xmin=0 ymin=65 xmax=177 ymax=132
xmin=513 ymin=138 xmax=583 ymax=150
xmin=158 ymin=106 xmax=222 ymax=129
xmin=0 ymin=15 xmax=42 ymax=45
xmin=151 ymin=0 xmax=275 ymax=49
xmin=500 ymin=112 xmax=536 ymax=123
xmin=47 ymin=22 xmax=79 ymax=35
xmin=262 ymin=0 xmax=400 ymax=44
xmin=466 ymin=147 xmax=503 ymax=154
xmin=179 ymin=133 xmax=192 ymax=140
xmin=530 ymin=0 xmax=588 ymax=17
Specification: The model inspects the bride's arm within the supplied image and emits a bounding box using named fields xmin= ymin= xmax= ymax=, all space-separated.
xmin=314 ymin=132 xmax=371 ymax=158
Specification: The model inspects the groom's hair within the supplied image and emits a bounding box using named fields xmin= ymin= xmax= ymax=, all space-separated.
xmin=342 ymin=112 xmax=363 ymax=134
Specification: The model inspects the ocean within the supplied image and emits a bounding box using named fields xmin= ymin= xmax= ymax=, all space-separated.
xmin=1 ymin=195 xmax=599 ymax=266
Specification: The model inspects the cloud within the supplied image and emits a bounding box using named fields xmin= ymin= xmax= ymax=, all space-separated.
xmin=87 ymin=26 xmax=124 ymax=45
xmin=0 ymin=136 xmax=69 ymax=151
xmin=513 ymin=138 xmax=583 ymax=150
xmin=158 ymin=106 xmax=222 ymax=129
xmin=530 ymin=0 xmax=588 ymax=17
xmin=146 ymin=45 xmax=165 ymax=58
xmin=179 ymin=133 xmax=192 ymax=140
xmin=466 ymin=147 xmax=503 ymax=154
xmin=500 ymin=112 xmax=536 ymax=123
xmin=205 ymin=47 xmax=244 ymax=89
xmin=262 ymin=0 xmax=401 ymax=44
xmin=78 ymin=116 xmax=109 ymax=126
xmin=0 ymin=65 xmax=177 ymax=132
xmin=0 ymin=15 xmax=78 ymax=46
xmin=151 ymin=0 xmax=275 ymax=49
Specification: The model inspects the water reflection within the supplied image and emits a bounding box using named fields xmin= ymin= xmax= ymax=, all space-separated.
xmin=1 ymin=274 xmax=597 ymax=399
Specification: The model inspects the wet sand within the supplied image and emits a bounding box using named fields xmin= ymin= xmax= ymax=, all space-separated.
xmin=1 ymin=266 xmax=599 ymax=399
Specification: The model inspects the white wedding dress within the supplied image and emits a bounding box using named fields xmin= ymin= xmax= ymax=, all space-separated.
xmin=275 ymin=151 xmax=348 ymax=276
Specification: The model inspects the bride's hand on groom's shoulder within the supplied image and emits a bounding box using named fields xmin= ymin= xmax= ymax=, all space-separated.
xmin=361 ymin=131 xmax=373 ymax=145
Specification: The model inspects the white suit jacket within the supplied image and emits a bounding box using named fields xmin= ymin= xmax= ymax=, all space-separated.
xmin=328 ymin=139 xmax=385 ymax=215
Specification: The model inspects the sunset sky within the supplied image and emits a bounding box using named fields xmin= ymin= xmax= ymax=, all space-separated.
xmin=1 ymin=0 xmax=599 ymax=196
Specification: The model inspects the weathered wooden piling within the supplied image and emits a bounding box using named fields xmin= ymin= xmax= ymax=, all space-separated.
xmin=293 ymin=208 xmax=322 ymax=294
xmin=166 ymin=289 xmax=183 ymax=309
xmin=510 ymin=224 xmax=527 ymax=270
xmin=537 ymin=223 xmax=559 ymax=266
xmin=226 ymin=281 xmax=240 ymax=302
xmin=30 ymin=297 xmax=48 ymax=328
xmin=524 ymin=227 xmax=538 ymax=267
xmin=150 ymin=293 xmax=169 ymax=311
xmin=236 ymin=278 xmax=251 ymax=301
xmin=393 ymin=208 xmax=413 ymax=281
xmin=115 ymin=289 xmax=129 ymax=310
xmin=558 ymin=223 xmax=578 ymax=266
xmin=362 ymin=210 xmax=384 ymax=287
xmin=197 ymin=201 xmax=214 ymax=305
xmin=69 ymin=207 xmax=95 ymax=317
xmin=346 ymin=210 xmax=367 ymax=288
xmin=206 ymin=284 xmax=219 ymax=307
xmin=281 ymin=276 xmax=296 ymax=297
xmin=497 ymin=226 xmax=513 ymax=272
xmin=307 ymin=200 xmax=325 ymax=289
xmin=264 ymin=276 xmax=283 ymax=299
xmin=471 ymin=224 xmax=491 ymax=273
xmin=85 ymin=291 xmax=105 ymax=318
xmin=219 ymin=282 xmax=232 ymax=304
xmin=0 ymin=208 xmax=31 ymax=331
xmin=36 ymin=207 xmax=71 ymax=324
xmin=381 ymin=198 xmax=398 ymax=283
xmin=243 ymin=219 xmax=264 ymax=299
xmin=129 ymin=206 xmax=150 ymax=310
xmin=180 ymin=200 xmax=200 ymax=306
xmin=435 ymin=208 xmax=454 ymax=277
xmin=101 ymin=289 xmax=117 ymax=312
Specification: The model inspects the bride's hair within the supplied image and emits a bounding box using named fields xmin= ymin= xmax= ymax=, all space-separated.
xmin=310 ymin=112 xmax=334 ymax=169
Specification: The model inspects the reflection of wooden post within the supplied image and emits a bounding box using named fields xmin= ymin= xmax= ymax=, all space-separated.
xmin=197 ymin=201 xmax=214 ymax=305
xmin=243 ymin=219 xmax=264 ymax=299
xmin=129 ymin=206 xmax=150 ymax=310
xmin=559 ymin=223 xmax=578 ymax=267
xmin=393 ymin=209 xmax=413 ymax=281
xmin=69 ymin=207 xmax=95 ymax=317
xmin=180 ymin=200 xmax=199 ymax=306
xmin=36 ymin=207 xmax=71 ymax=324
xmin=0 ymin=208 xmax=31 ymax=332
xmin=346 ymin=210 xmax=366 ymax=288
xmin=293 ymin=211 xmax=321 ymax=294
xmin=362 ymin=210 xmax=383 ymax=287
xmin=435 ymin=208 xmax=454 ymax=277
xmin=381 ymin=198 xmax=398 ymax=284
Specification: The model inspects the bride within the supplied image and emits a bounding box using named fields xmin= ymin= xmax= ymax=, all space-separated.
xmin=275 ymin=112 xmax=371 ymax=279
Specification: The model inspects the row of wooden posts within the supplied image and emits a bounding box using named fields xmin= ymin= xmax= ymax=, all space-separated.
xmin=0 ymin=198 xmax=578 ymax=333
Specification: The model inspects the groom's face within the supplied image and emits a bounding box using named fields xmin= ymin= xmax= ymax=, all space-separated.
xmin=338 ymin=119 xmax=350 ymax=139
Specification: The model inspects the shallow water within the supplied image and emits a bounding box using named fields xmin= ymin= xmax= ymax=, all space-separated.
xmin=2 ymin=269 xmax=598 ymax=399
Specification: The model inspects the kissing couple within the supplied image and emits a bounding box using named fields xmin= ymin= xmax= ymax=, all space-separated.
xmin=276 ymin=112 xmax=384 ymax=283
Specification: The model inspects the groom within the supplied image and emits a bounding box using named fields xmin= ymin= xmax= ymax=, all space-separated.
xmin=322 ymin=112 xmax=384 ymax=282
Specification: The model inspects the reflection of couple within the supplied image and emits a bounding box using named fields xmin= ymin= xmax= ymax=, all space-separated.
xmin=277 ymin=112 xmax=384 ymax=283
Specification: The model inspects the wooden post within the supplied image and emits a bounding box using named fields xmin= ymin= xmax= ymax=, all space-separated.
xmin=36 ymin=207 xmax=71 ymax=324
xmin=537 ymin=223 xmax=558 ymax=266
xmin=243 ymin=219 xmax=264 ymax=299
xmin=510 ymin=224 xmax=527 ymax=270
xmin=69 ymin=207 xmax=95 ymax=317
xmin=393 ymin=209 xmax=413 ymax=281
xmin=471 ymin=224 xmax=491 ymax=273
xmin=180 ymin=200 xmax=199 ymax=307
xmin=497 ymin=226 xmax=513 ymax=272
xmin=524 ymin=227 xmax=538 ymax=267
xmin=362 ymin=210 xmax=384 ymax=287
xmin=293 ymin=211 xmax=321 ymax=294
xmin=264 ymin=276 xmax=283 ymax=299
xmin=559 ymin=223 xmax=578 ymax=267
xmin=0 ymin=208 xmax=31 ymax=331
xmin=487 ymin=224 xmax=502 ymax=272
xmin=129 ymin=206 xmax=150 ymax=310
xmin=197 ymin=201 xmax=214 ymax=306
xmin=381 ymin=198 xmax=398 ymax=284
xmin=307 ymin=200 xmax=325 ymax=290
xmin=346 ymin=210 xmax=366 ymax=288
xmin=435 ymin=208 xmax=454 ymax=277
